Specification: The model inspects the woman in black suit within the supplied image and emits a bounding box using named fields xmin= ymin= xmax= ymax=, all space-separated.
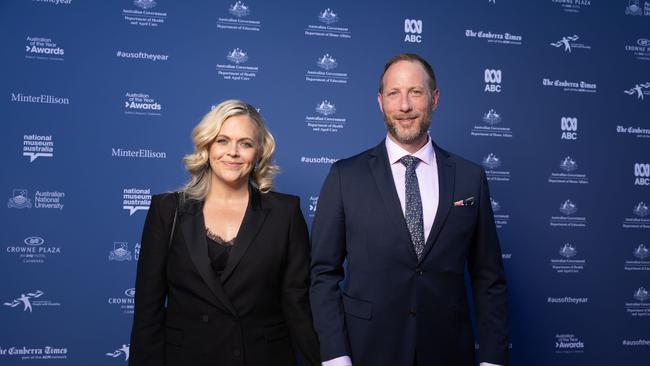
xmin=129 ymin=100 xmax=320 ymax=366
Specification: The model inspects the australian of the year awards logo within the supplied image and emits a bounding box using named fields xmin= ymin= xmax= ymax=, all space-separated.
xmin=548 ymin=156 xmax=589 ymax=184
xmin=123 ymin=188 xmax=151 ymax=215
xmin=554 ymin=334 xmax=585 ymax=354
xmin=625 ymin=0 xmax=650 ymax=16
xmin=490 ymin=197 xmax=510 ymax=229
xmin=404 ymin=19 xmax=423 ymax=43
xmin=471 ymin=109 xmax=513 ymax=138
xmin=216 ymin=48 xmax=259 ymax=81
xmin=481 ymin=153 xmax=511 ymax=182
xmin=305 ymin=53 xmax=349 ymax=84
xmin=124 ymin=92 xmax=162 ymax=116
xmin=108 ymin=288 xmax=136 ymax=315
xmin=626 ymin=286 xmax=650 ymax=316
xmin=306 ymin=100 xmax=346 ymax=133
xmin=305 ymin=8 xmax=351 ymax=39
xmin=217 ymin=2 xmax=261 ymax=32
xmin=542 ymin=77 xmax=597 ymax=93
xmin=551 ymin=0 xmax=591 ymax=13
xmin=550 ymin=243 xmax=586 ymax=273
xmin=24 ymin=36 xmax=64 ymax=61
xmin=2 ymin=290 xmax=60 ymax=312
xmin=624 ymin=82 xmax=650 ymax=100
xmin=622 ymin=201 xmax=650 ymax=229
xmin=0 ymin=345 xmax=68 ymax=361
xmin=625 ymin=243 xmax=650 ymax=271
xmin=550 ymin=199 xmax=587 ymax=227
xmin=6 ymin=236 xmax=62 ymax=264
xmin=550 ymin=35 xmax=591 ymax=53
xmin=106 ymin=344 xmax=130 ymax=362
xmin=23 ymin=134 xmax=54 ymax=162
xmin=464 ymin=28 xmax=522 ymax=46
xmin=484 ymin=69 xmax=502 ymax=93
xmin=625 ymin=38 xmax=650 ymax=61
xmin=123 ymin=0 xmax=167 ymax=28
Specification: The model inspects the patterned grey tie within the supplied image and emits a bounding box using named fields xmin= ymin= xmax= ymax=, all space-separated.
xmin=400 ymin=155 xmax=425 ymax=260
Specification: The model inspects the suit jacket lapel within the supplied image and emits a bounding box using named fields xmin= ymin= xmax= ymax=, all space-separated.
xmin=221 ymin=187 xmax=269 ymax=284
xmin=179 ymin=199 xmax=237 ymax=316
xmin=368 ymin=141 xmax=417 ymax=261
xmin=420 ymin=143 xmax=455 ymax=263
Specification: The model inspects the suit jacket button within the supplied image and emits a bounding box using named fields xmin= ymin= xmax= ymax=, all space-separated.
xmin=409 ymin=309 xmax=416 ymax=317
xmin=233 ymin=348 xmax=241 ymax=357
xmin=416 ymin=268 xmax=424 ymax=275
xmin=202 ymin=314 xmax=209 ymax=322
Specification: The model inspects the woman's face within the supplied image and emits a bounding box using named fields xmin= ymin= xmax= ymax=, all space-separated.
xmin=208 ymin=114 xmax=259 ymax=188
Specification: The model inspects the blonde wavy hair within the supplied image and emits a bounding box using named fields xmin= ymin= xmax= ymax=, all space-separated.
xmin=180 ymin=99 xmax=279 ymax=200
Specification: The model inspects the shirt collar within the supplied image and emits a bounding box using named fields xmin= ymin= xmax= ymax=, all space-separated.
xmin=385 ymin=133 xmax=435 ymax=166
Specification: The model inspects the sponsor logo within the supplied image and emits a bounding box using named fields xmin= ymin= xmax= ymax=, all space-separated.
xmin=551 ymin=243 xmax=586 ymax=273
xmin=542 ymin=78 xmax=597 ymax=93
xmin=547 ymin=296 xmax=588 ymax=304
xmin=108 ymin=288 xmax=135 ymax=315
xmin=559 ymin=156 xmax=578 ymax=172
xmin=106 ymin=344 xmax=130 ymax=361
xmin=123 ymin=188 xmax=151 ymax=215
xmin=116 ymin=50 xmax=169 ymax=62
xmin=217 ymin=1 xmax=261 ymax=32
xmin=561 ymin=117 xmax=578 ymax=140
xmin=109 ymin=242 xmax=132 ymax=262
xmin=481 ymin=153 xmax=511 ymax=182
xmin=550 ymin=199 xmax=587 ymax=227
xmin=7 ymin=190 xmax=65 ymax=210
xmin=306 ymin=100 xmax=346 ymax=133
xmin=123 ymin=0 xmax=167 ymax=28
xmin=5 ymin=236 xmax=62 ymax=264
xmin=623 ymin=202 xmax=650 ymax=229
xmin=550 ymin=35 xmax=591 ymax=52
xmin=300 ymin=156 xmax=338 ymax=164
xmin=306 ymin=54 xmax=349 ymax=84
xmin=23 ymin=134 xmax=54 ymax=162
xmin=124 ymin=92 xmax=162 ymax=116
xmin=24 ymin=36 xmax=64 ymax=61
xmin=625 ymin=243 xmax=650 ymax=271
xmin=551 ymin=0 xmax=592 ymax=14
xmin=471 ymin=109 xmax=513 ymax=138
xmin=490 ymin=197 xmax=510 ymax=228
xmin=305 ymin=9 xmax=351 ymax=39
xmin=625 ymin=0 xmax=650 ymax=16
xmin=484 ymin=69 xmax=502 ymax=93
xmin=404 ymin=19 xmax=422 ymax=43
xmin=134 ymin=243 xmax=141 ymax=260
xmin=111 ymin=148 xmax=166 ymax=159
xmin=626 ymin=286 xmax=650 ymax=316
xmin=10 ymin=92 xmax=69 ymax=105
xmin=2 ymin=290 xmax=60 ymax=312
xmin=554 ymin=334 xmax=585 ymax=354
xmin=624 ymin=37 xmax=650 ymax=61
xmin=549 ymin=156 xmax=588 ymax=184
xmin=464 ymin=29 xmax=522 ymax=46
xmin=635 ymin=163 xmax=650 ymax=186
xmin=7 ymin=189 xmax=32 ymax=209
xmin=624 ymin=82 xmax=650 ymax=100
xmin=217 ymin=48 xmax=259 ymax=81
xmin=308 ymin=196 xmax=318 ymax=217
xmin=616 ymin=124 xmax=650 ymax=139
xmin=0 ymin=345 xmax=68 ymax=360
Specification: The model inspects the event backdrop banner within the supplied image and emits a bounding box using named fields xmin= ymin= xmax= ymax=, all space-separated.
xmin=1 ymin=0 xmax=649 ymax=365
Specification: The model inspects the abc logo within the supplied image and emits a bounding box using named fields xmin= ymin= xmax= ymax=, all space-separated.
xmin=561 ymin=117 xmax=578 ymax=140
xmin=404 ymin=19 xmax=422 ymax=43
xmin=635 ymin=163 xmax=650 ymax=185
xmin=484 ymin=69 xmax=502 ymax=92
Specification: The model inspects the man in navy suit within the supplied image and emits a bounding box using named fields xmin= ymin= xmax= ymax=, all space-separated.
xmin=310 ymin=54 xmax=509 ymax=366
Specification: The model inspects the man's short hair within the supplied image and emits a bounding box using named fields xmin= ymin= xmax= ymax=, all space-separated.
xmin=378 ymin=53 xmax=437 ymax=94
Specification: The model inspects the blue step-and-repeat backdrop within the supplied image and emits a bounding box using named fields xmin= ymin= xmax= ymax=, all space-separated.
xmin=1 ymin=0 xmax=649 ymax=365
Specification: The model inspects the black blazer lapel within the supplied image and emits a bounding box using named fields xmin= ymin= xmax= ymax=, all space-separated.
xmin=221 ymin=187 xmax=269 ymax=284
xmin=179 ymin=199 xmax=237 ymax=316
xmin=420 ymin=143 xmax=455 ymax=263
xmin=368 ymin=140 xmax=417 ymax=261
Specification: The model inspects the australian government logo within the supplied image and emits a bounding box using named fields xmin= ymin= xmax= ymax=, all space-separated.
xmin=625 ymin=1 xmax=650 ymax=16
xmin=481 ymin=153 xmax=511 ymax=182
xmin=550 ymin=243 xmax=586 ymax=273
xmin=551 ymin=0 xmax=591 ymax=13
xmin=625 ymin=38 xmax=650 ymax=61
xmin=2 ymin=290 xmax=60 ymax=312
xmin=106 ymin=344 xmax=130 ymax=362
xmin=108 ymin=288 xmax=135 ymax=315
xmin=490 ymin=197 xmax=510 ymax=228
xmin=124 ymin=92 xmax=162 ymax=116
xmin=465 ymin=29 xmax=522 ymax=46
xmin=626 ymin=286 xmax=650 ymax=316
xmin=0 ymin=345 xmax=68 ymax=361
xmin=123 ymin=0 xmax=167 ymax=28
xmin=217 ymin=2 xmax=261 ymax=32
xmin=542 ymin=78 xmax=597 ymax=93
xmin=550 ymin=199 xmax=587 ymax=227
xmin=217 ymin=48 xmax=259 ymax=81
xmin=471 ymin=109 xmax=513 ymax=138
xmin=25 ymin=36 xmax=64 ymax=61
xmin=306 ymin=100 xmax=346 ymax=133
xmin=550 ymin=35 xmax=591 ymax=53
xmin=548 ymin=156 xmax=589 ymax=184
xmin=123 ymin=188 xmax=151 ymax=215
xmin=10 ymin=92 xmax=69 ymax=105
xmin=23 ymin=134 xmax=54 ymax=162
xmin=7 ymin=189 xmax=65 ymax=210
xmin=623 ymin=201 xmax=650 ymax=229
xmin=554 ymin=334 xmax=585 ymax=354
xmin=561 ymin=117 xmax=578 ymax=140
xmin=5 ymin=236 xmax=62 ymax=264
xmin=306 ymin=54 xmax=349 ymax=84
xmin=625 ymin=243 xmax=650 ymax=271
xmin=305 ymin=8 xmax=351 ymax=39
xmin=616 ymin=124 xmax=650 ymax=139
xmin=624 ymin=82 xmax=650 ymax=100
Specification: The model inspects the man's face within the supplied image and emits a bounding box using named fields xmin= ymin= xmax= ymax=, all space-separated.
xmin=377 ymin=60 xmax=439 ymax=147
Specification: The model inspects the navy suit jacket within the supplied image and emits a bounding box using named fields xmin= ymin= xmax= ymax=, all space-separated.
xmin=310 ymin=140 xmax=509 ymax=366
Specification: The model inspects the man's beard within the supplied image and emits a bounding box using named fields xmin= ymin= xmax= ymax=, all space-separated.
xmin=383 ymin=108 xmax=432 ymax=145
